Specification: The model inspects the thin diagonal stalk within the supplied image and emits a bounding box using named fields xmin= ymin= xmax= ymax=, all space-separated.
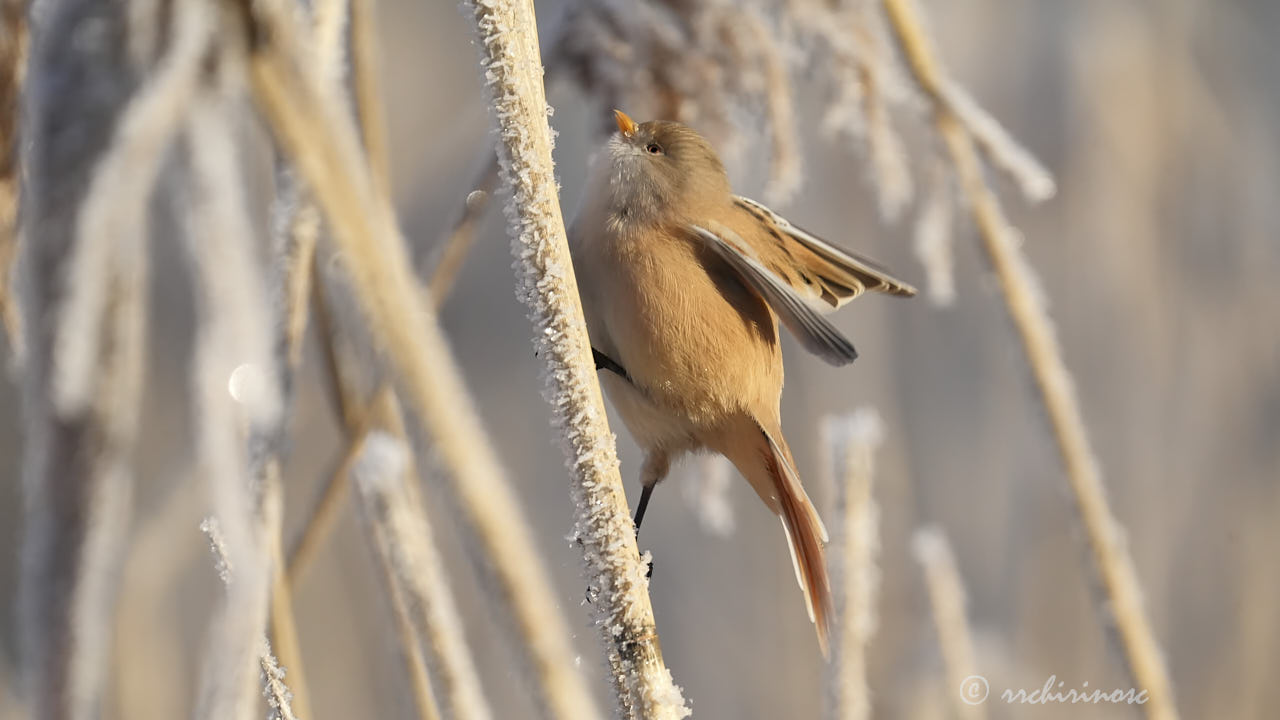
xmin=461 ymin=0 xmax=688 ymax=715
xmin=881 ymin=1 xmax=1178 ymax=718
xmin=354 ymin=410 xmax=494 ymax=720
xmin=288 ymin=148 xmax=497 ymax=584
xmin=309 ymin=279 xmax=448 ymax=720
xmin=427 ymin=153 xmax=498 ymax=305
xmin=311 ymin=254 xmax=488 ymax=720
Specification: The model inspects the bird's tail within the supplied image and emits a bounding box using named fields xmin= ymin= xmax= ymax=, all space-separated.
xmin=758 ymin=423 xmax=833 ymax=658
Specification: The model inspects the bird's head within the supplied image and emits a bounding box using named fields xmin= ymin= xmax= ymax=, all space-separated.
xmin=604 ymin=110 xmax=730 ymax=225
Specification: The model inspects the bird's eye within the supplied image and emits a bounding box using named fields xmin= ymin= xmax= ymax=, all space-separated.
xmin=645 ymin=143 xmax=664 ymax=155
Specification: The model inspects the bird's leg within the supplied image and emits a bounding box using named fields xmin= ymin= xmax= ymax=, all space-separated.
xmin=635 ymin=451 xmax=670 ymax=579
xmin=633 ymin=483 xmax=655 ymax=537
xmin=592 ymin=348 xmax=632 ymax=383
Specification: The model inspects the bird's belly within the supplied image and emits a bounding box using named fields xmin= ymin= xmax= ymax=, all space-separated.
xmin=599 ymin=373 xmax=695 ymax=452
xmin=591 ymin=230 xmax=784 ymax=432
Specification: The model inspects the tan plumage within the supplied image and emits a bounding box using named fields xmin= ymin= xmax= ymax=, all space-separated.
xmin=568 ymin=111 xmax=915 ymax=657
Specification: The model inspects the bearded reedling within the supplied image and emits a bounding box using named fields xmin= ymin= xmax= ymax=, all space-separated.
xmin=569 ymin=110 xmax=916 ymax=655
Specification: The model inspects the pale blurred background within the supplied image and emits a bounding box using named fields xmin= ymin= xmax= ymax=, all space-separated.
xmin=2 ymin=0 xmax=1277 ymax=718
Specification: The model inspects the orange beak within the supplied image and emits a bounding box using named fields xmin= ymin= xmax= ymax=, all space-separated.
xmin=613 ymin=109 xmax=638 ymax=138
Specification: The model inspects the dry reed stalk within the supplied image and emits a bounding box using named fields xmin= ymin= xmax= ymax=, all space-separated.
xmin=312 ymin=246 xmax=478 ymax=719
xmin=313 ymin=0 xmax=349 ymax=89
xmin=740 ymin=10 xmax=801 ymax=205
xmin=366 ymin=529 xmax=446 ymax=720
xmin=268 ymin=0 xmax=346 ymax=393
xmin=256 ymin=0 xmax=365 ymax=708
xmin=349 ymin=0 xmax=389 ymax=198
xmin=912 ymin=528 xmax=984 ymax=720
xmin=354 ymin=422 xmax=494 ymax=720
xmin=286 ymin=155 xmax=493 ymax=583
xmin=184 ymin=51 xmax=286 ymax=718
xmin=274 ymin=175 xmax=322 ymax=393
xmin=823 ymin=409 xmax=884 ymax=720
xmin=282 ymin=254 xmax=387 ymax=589
xmin=462 ymin=0 xmax=689 ymax=716
xmin=242 ymin=1 xmax=601 ymax=716
xmin=276 ymin=2 xmax=487 ymax=713
xmin=307 ymin=283 xmax=451 ymax=720
xmin=284 ymin=386 xmax=371 ymax=584
xmin=259 ymin=125 xmax=320 ymax=720
xmin=847 ymin=5 xmax=914 ymax=221
xmin=260 ymin=111 xmax=322 ymax=720
xmin=259 ymin=637 xmax=301 ymax=720
xmin=271 ymin=0 xmax=352 ymax=588
xmin=350 ymin=426 xmax=446 ymax=720
xmin=201 ymin=518 xmax=300 ymax=720
xmin=0 ymin=0 xmax=24 ymax=362
xmin=289 ymin=153 xmax=495 ymax=583
xmin=265 ymin=490 xmax=312 ymax=720
xmin=427 ymin=154 xmax=499 ymax=305
xmin=881 ymin=1 xmax=1178 ymax=718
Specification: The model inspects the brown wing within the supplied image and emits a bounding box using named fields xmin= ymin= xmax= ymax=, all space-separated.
xmin=732 ymin=195 xmax=917 ymax=308
xmin=689 ymin=223 xmax=859 ymax=366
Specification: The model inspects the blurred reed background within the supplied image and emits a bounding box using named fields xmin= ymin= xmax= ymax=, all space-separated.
xmin=0 ymin=0 xmax=1277 ymax=718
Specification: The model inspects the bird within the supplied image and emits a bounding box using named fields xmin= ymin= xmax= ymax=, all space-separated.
xmin=567 ymin=109 xmax=916 ymax=656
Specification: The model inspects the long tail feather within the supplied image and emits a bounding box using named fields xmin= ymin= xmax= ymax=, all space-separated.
xmin=761 ymin=425 xmax=833 ymax=658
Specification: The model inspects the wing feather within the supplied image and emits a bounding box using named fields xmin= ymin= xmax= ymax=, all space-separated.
xmin=734 ymin=195 xmax=918 ymax=305
xmin=690 ymin=223 xmax=858 ymax=366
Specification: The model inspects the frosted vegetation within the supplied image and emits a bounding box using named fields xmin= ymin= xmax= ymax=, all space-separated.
xmin=7 ymin=0 xmax=1274 ymax=719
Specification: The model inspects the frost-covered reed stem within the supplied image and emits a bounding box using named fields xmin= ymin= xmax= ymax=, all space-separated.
xmin=912 ymin=528 xmax=983 ymax=720
xmin=352 ymin=425 xmax=445 ymax=720
xmin=308 ymin=291 xmax=456 ymax=720
xmin=16 ymin=0 xmax=194 ymax=713
xmin=259 ymin=637 xmax=300 ymax=720
xmin=261 ymin=101 xmax=320 ymax=720
xmin=823 ymin=410 xmax=884 ymax=720
xmin=849 ymin=7 xmax=913 ymax=221
xmin=354 ymin=422 xmax=494 ymax=720
xmin=271 ymin=0 xmax=349 ymax=590
xmin=461 ymin=0 xmax=689 ymax=717
xmin=202 ymin=518 xmax=299 ymax=720
xmin=734 ymin=10 xmax=799 ymax=205
xmin=185 ymin=62 xmax=284 ymax=719
xmin=0 ymin=0 xmax=24 ymax=362
xmin=242 ymin=1 xmax=600 ymax=717
xmin=882 ymin=1 xmax=1177 ymax=718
